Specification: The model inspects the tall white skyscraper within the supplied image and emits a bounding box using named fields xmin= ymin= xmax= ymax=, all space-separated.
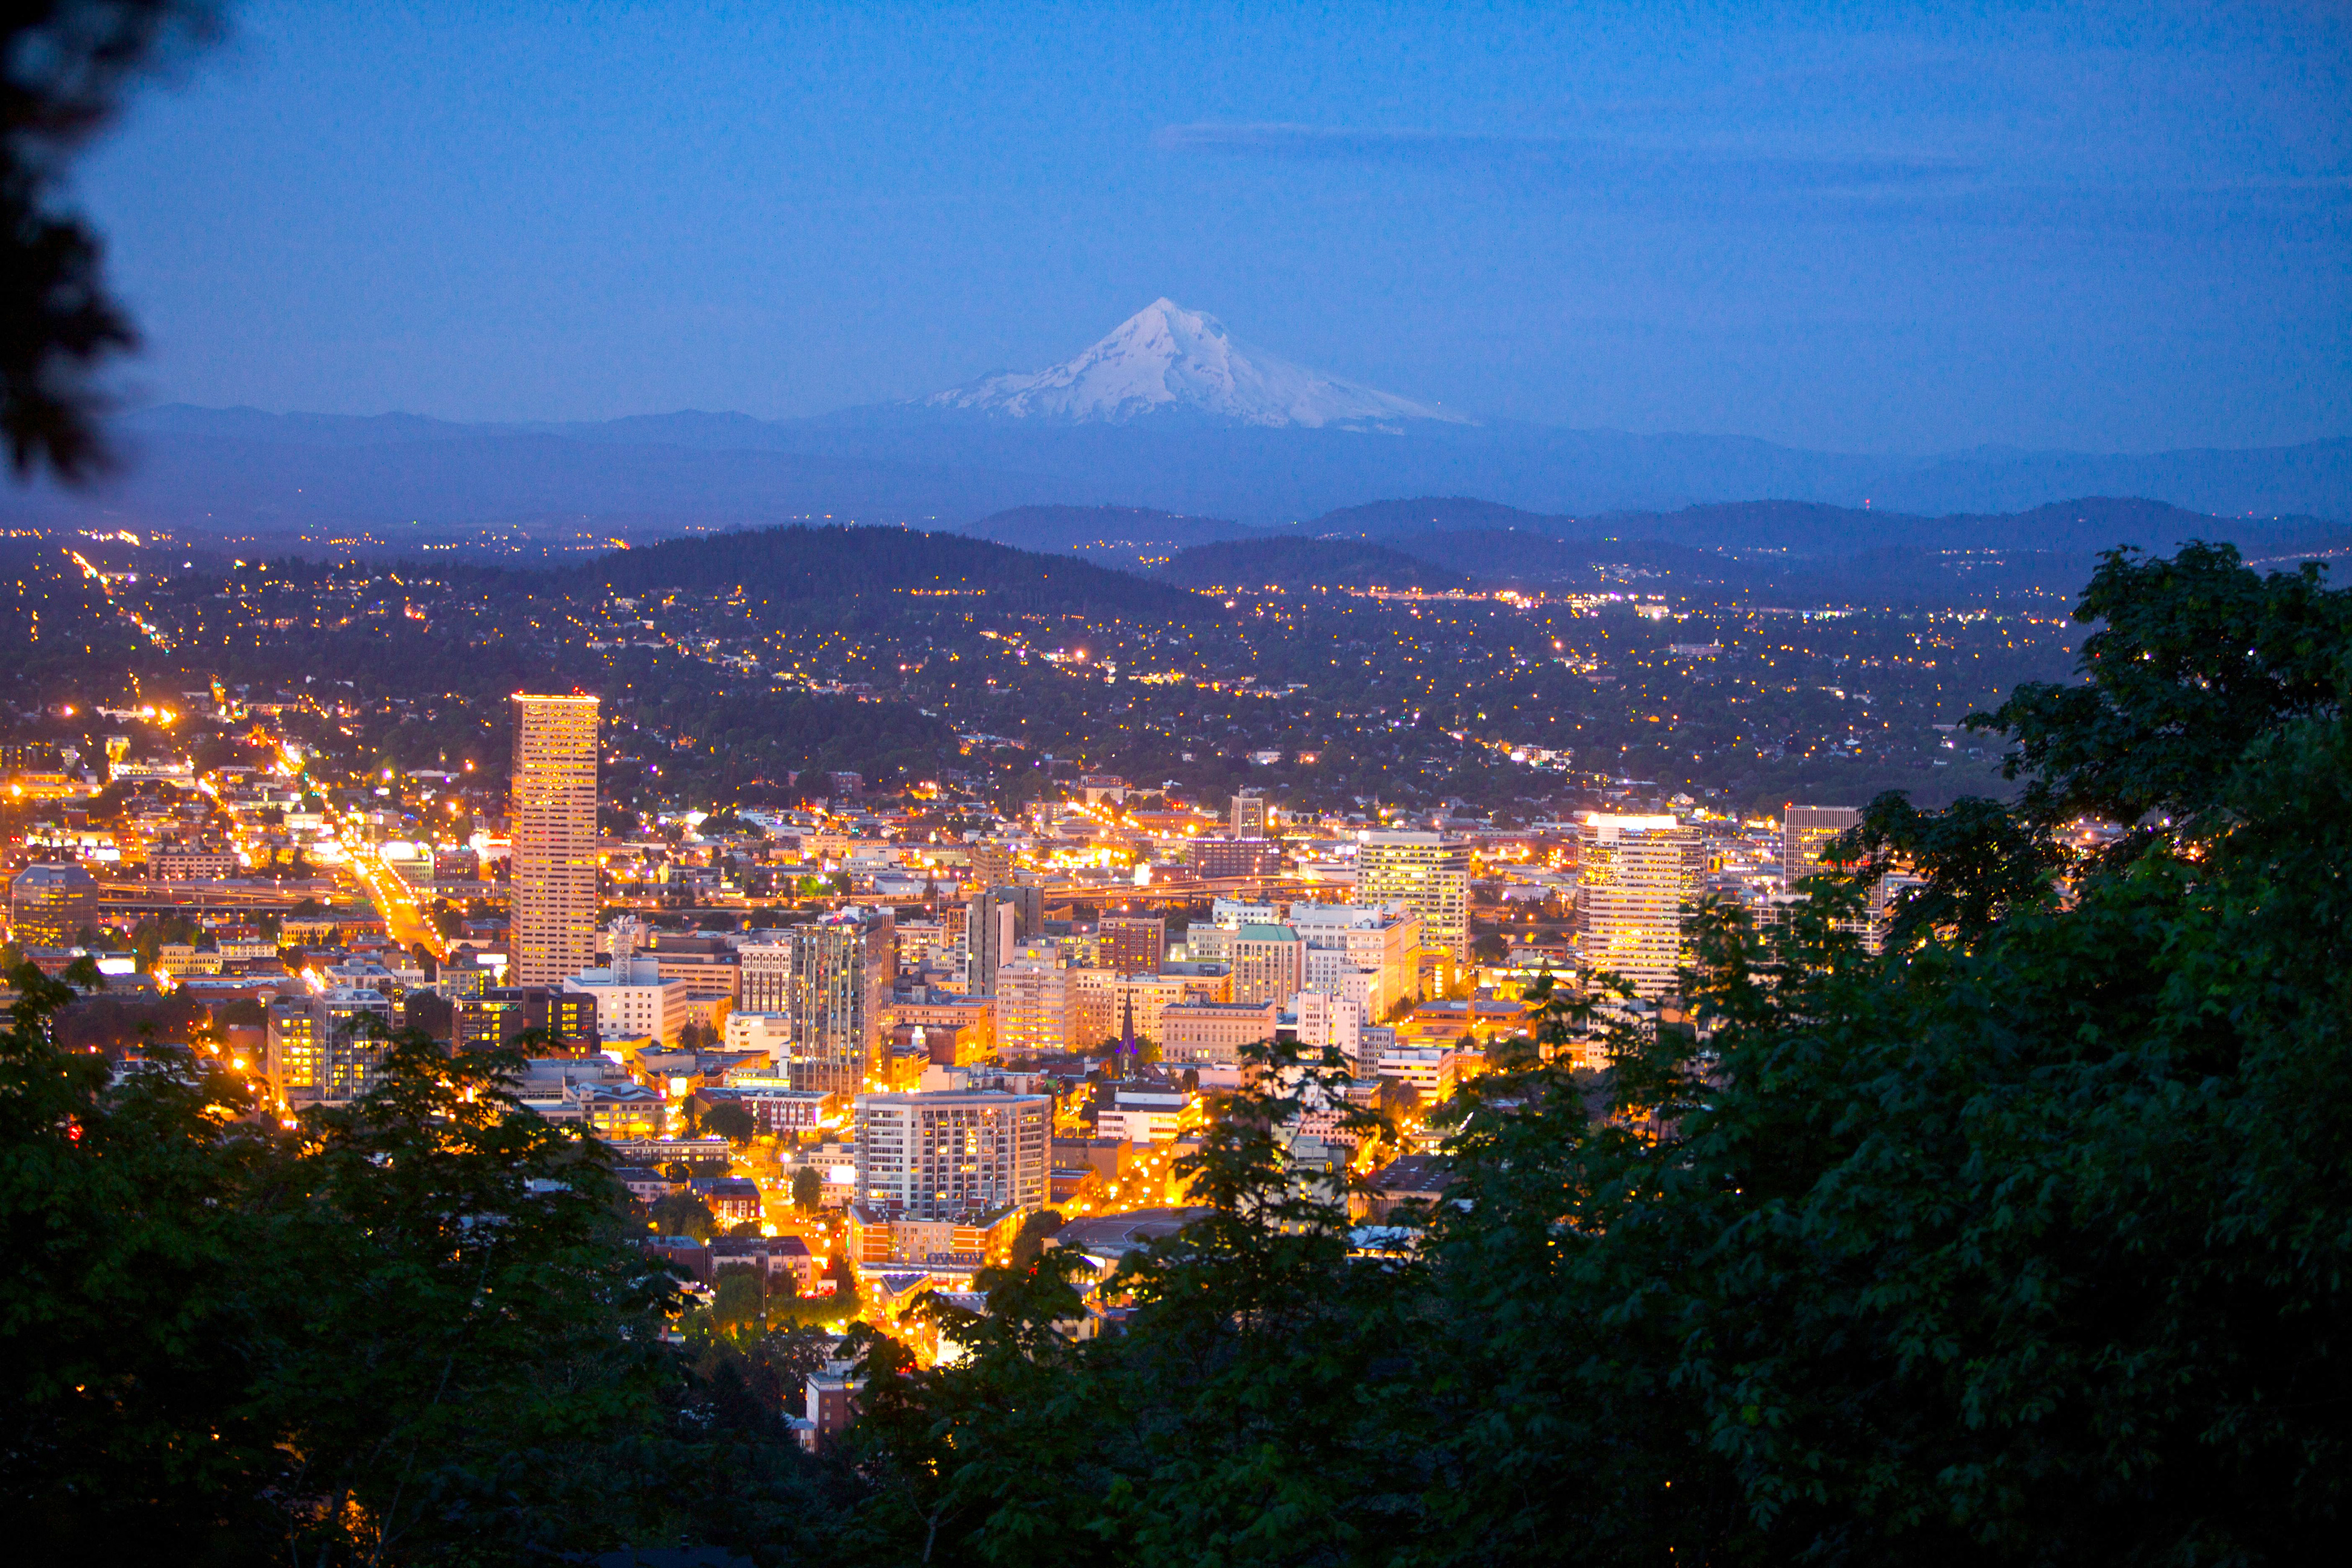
xmin=508 ymin=693 xmax=599 ymax=986
xmin=1578 ymin=813 xmax=1703 ymax=998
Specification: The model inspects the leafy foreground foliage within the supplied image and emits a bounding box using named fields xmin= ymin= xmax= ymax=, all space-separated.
xmin=7 ymin=541 xmax=2348 ymax=1564
xmin=838 ymin=542 xmax=2352 ymax=1566
xmin=0 ymin=999 xmax=843 ymax=1564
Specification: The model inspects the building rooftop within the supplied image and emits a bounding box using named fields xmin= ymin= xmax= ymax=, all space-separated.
xmin=11 ymin=860 xmax=96 ymax=890
xmin=1367 ymin=1154 xmax=1455 ymax=1196
xmin=1049 ymin=1206 xmax=1214 ymax=1254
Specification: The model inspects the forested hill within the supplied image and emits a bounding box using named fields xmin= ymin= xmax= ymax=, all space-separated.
xmin=1157 ymin=536 xmax=1471 ymax=592
xmin=553 ymin=523 xmax=1216 ymax=621
xmin=1314 ymin=496 xmax=1557 ymax=537
xmin=961 ymin=504 xmax=1266 ymax=553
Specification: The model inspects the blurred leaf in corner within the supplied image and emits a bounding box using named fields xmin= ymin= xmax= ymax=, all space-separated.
xmin=1 ymin=1 xmax=220 ymax=481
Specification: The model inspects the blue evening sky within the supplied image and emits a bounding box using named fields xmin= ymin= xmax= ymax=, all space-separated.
xmin=72 ymin=1 xmax=2351 ymax=454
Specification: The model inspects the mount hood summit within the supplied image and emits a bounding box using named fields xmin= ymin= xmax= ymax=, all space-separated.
xmin=921 ymin=298 xmax=1470 ymax=430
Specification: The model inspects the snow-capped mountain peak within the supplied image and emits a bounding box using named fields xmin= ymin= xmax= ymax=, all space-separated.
xmin=923 ymin=299 xmax=1468 ymax=429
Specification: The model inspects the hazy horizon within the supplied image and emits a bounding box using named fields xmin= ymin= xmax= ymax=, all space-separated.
xmin=106 ymin=388 xmax=2352 ymax=466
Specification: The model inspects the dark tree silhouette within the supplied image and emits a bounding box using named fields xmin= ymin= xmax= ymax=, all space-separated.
xmin=1 ymin=2 xmax=219 ymax=478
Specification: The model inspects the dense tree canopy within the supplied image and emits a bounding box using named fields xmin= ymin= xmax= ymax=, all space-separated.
xmin=0 ymin=981 xmax=835 ymax=1564
xmin=836 ymin=540 xmax=2352 ymax=1564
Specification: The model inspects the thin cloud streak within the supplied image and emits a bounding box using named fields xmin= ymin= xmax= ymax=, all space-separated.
xmin=1151 ymin=121 xmax=1976 ymax=193
xmin=1151 ymin=123 xmax=2352 ymax=224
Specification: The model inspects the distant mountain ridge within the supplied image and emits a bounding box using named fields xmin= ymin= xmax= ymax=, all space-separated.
xmin=1285 ymin=495 xmax=2352 ymax=606
xmin=1 ymin=326 xmax=2344 ymax=537
xmin=1319 ymin=494 xmax=2351 ymax=556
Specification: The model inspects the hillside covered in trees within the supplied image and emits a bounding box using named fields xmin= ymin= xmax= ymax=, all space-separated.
xmin=1155 ymin=535 xmax=1472 ymax=593
xmin=564 ymin=523 xmax=1215 ymax=625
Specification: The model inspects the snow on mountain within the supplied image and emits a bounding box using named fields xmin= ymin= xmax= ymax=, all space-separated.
xmin=922 ymin=299 xmax=1470 ymax=429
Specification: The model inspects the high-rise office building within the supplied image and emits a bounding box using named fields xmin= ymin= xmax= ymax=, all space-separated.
xmin=780 ymin=908 xmax=896 ymax=1099
xmin=1782 ymin=803 xmax=1891 ymax=950
xmin=853 ymin=1088 xmax=1051 ymax=1220
xmin=963 ymin=884 xmax=1042 ymax=994
xmin=1192 ymin=838 xmax=1282 ymax=881
xmin=1357 ymin=832 xmax=1470 ymax=961
xmin=264 ymin=995 xmax=321 ymax=1105
xmin=1578 ymin=814 xmax=1703 ymax=997
xmin=8 ymin=860 xmax=97 ymax=946
xmin=508 ymin=692 xmax=599 ymax=986
xmin=1781 ymin=804 xmax=1864 ymax=891
xmin=1229 ymin=923 xmax=1307 ymax=1007
xmin=965 ymin=842 xmax=1015 ymax=896
xmin=965 ymin=899 xmax=1017 ymax=994
xmin=1097 ymin=914 xmax=1166 ymax=976
xmin=320 ymin=987 xmax=398 ymax=1101
xmin=452 ymin=983 xmax=523 ymax=1051
xmin=1230 ymin=792 xmax=1270 ymax=838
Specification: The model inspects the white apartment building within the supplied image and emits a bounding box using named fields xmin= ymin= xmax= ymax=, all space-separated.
xmin=1097 ymin=1086 xmax=1186 ymax=1144
xmin=1302 ymin=956 xmax=1379 ymax=1019
xmin=1292 ymin=988 xmax=1365 ymax=1062
xmin=724 ymin=1010 xmax=792 ymax=1064
xmin=853 ymin=1089 xmax=1051 ymax=1220
xmin=1064 ymin=966 xmax=1118 ymax=1054
xmin=1298 ymin=991 xmax=1373 ymax=1067
xmin=1182 ymin=899 xmax=1282 ymax=965
xmin=1289 ymin=901 xmax=1422 ymax=1017
xmin=996 ymin=951 xmax=1073 ymax=1058
xmin=1113 ymin=972 xmax=1191 ymax=1046
xmin=1066 ymin=968 xmax=1190 ymax=1053
xmin=1375 ymin=1045 xmax=1478 ymax=1105
xmin=565 ymin=932 xmax=692 ymax=1049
